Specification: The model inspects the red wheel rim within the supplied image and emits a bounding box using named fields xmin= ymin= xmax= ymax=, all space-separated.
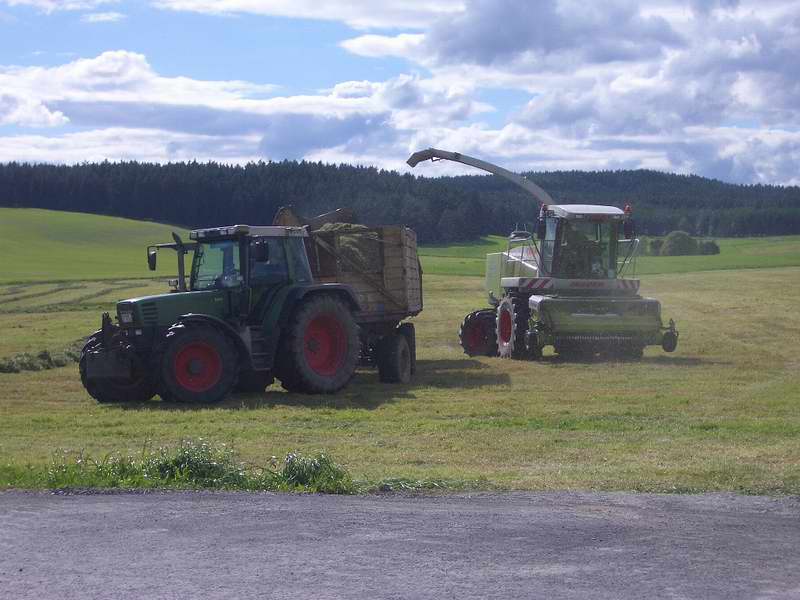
xmin=464 ymin=320 xmax=486 ymax=353
xmin=499 ymin=309 xmax=512 ymax=343
xmin=173 ymin=341 xmax=223 ymax=392
xmin=304 ymin=314 xmax=346 ymax=376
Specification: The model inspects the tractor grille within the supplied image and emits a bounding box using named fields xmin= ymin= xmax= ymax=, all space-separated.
xmin=140 ymin=302 xmax=159 ymax=326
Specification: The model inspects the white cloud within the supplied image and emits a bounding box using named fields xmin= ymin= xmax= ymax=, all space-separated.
xmin=81 ymin=10 xmax=125 ymax=22
xmin=151 ymin=0 xmax=464 ymax=30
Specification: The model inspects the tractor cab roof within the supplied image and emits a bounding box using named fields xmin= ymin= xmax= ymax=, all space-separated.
xmin=189 ymin=224 xmax=308 ymax=240
xmin=548 ymin=204 xmax=625 ymax=221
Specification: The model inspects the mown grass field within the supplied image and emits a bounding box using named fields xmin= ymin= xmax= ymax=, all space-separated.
xmin=419 ymin=234 xmax=800 ymax=277
xmin=0 ymin=208 xmax=188 ymax=283
xmin=1 ymin=209 xmax=798 ymax=493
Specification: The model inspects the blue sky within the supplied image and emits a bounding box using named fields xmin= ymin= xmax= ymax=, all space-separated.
xmin=1 ymin=0 xmax=799 ymax=184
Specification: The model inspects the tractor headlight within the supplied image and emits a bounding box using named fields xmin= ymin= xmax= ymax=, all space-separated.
xmin=119 ymin=310 xmax=134 ymax=324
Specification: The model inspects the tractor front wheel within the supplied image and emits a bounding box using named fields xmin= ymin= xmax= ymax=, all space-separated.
xmin=277 ymin=295 xmax=359 ymax=394
xmin=160 ymin=324 xmax=238 ymax=403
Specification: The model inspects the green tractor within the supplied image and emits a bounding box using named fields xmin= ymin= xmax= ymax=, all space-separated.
xmin=80 ymin=221 xmax=422 ymax=404
xmin=407 ymin=148 xmax=678 ymax=360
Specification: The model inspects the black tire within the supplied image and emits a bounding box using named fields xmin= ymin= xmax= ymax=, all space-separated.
xmin=160 ymin=324 xmax=238 ymax=403
xmin=234 ymin=370 xmax=274 ymax=393
xmin=459 ymin=309 xmax=498 ymax=357
xmin=79 ymin=336 xmax=156 ymax=404
xmin=397 ymin=322 xmax=416 ymax=375
xmin=496 ymin=296 xmax=531 ymax=359
xmin=377 ymin=333 xmax=412 ymax=384
xmin=276 ymin=295 xmax=359 ymax=394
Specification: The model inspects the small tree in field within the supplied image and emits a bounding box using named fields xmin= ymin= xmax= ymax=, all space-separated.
xmin=661 ymin=231 xmax=698 ymax=256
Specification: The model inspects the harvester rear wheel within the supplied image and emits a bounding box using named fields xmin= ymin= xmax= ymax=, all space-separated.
xmin=496 ymin=296 xmax=531 ymax=359
xmin=459 ymin=309 xmax=498 ymax=356
xmin=160 ymin=324 xmax=238 ymax=403
xmin=276 ymin=295 xmax=359 ymax=394
xmin=79 ymin=336 xmax=156 ymax=404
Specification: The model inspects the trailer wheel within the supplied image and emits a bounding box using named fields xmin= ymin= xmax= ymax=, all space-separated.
xmin=496 ymin=296 xmax=530 ymax=359
xmin=377 ymin=333 xmax=412 ymax=384
xmin=278 ymin=295 xmax=359 ymax=394
xmin=79 ymin=335 xmax=156 ymax=404
xmin=459 ymin=309 xmax=498 ymax=356
xmin=234 ymin=370 xmax=274 ymax=393
xmin=160 ymin=324 xmax=237 ymax=403
xmin=397 ymin=322 xmax=417 ymax=375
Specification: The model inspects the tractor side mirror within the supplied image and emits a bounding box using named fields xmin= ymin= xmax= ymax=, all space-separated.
xmin=536 ymin=219 xmax=546 ymax=241
xmin=147 ymin=248 xmax=157 ymax=271
xmin=623 ymin=220 xmax=635 ymax=240
xmin=252 ymin=240 xmax=270 ymax=263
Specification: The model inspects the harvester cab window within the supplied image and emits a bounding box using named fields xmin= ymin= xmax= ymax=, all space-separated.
xmin=558 ymin=220 xmax=612 ymax=279
xmin=191 ymin=240 xmax=242 ymax=290
xmin=249 ymin=237 xmax=288 ymax=284
xmin=539 ymin=217 xmax=558 ymax=275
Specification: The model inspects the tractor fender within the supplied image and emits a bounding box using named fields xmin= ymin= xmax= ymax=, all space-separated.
xmin=276 ymin=283 xmax=360 ymax=326
xmin=173 ymin=313 xmax=253 ymax=369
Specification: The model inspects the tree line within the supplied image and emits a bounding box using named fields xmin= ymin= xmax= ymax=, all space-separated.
xmin=1 ymin=160 xmax=798 ymax=243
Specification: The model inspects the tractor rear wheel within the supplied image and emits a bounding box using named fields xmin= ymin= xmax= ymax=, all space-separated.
xmin=160 ymin=324 xmax=238 ymax=403
xmin=377 ymin=333 xmax=412 ymax=384
xmin=277 ymin=295 xmax=359 ymax=394
xmin=459 ymin=309 xmax=498 ymax=356
xmin=79 ymin=336 xmax=156 ymax=404
xmin=496 ymin=296 xmax=531 ymax=359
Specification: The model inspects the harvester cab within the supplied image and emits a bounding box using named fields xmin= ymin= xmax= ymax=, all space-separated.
xmin=408 ymin=147 xmax=678 ymax=360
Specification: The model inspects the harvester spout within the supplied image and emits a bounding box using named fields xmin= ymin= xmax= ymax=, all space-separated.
xmin=407 ymin=147 xmax=555 ymax=206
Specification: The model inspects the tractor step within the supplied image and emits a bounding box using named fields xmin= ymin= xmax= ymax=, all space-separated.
xmin=247 ymin=326 xmax=272 ymax=370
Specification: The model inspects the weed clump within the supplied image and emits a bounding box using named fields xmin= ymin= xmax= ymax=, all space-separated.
xmin=41 ymin=439 xmax=355 ymax=494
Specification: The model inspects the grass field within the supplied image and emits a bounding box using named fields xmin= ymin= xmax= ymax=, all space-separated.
xmin=0 ymin=208 xmax=187 ymax=283
xmin=1 ymin=209 xmax=799 ymax=493
xmin=418 ymin=234 xmax=800 ymax=277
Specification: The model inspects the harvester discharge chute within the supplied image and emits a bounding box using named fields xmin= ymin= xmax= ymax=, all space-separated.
xmin=407 ymin=148 xmax=678 ymax=360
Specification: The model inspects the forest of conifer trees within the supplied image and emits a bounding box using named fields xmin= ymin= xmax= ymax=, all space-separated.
xmin=1 ymin=160 xmax=798 ymax=243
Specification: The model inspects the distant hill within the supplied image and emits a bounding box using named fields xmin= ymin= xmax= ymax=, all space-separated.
xmin=0 ymin=208 xmax=187 ymax=282
xmin=1 ymin=161 xmax=798 ymax=243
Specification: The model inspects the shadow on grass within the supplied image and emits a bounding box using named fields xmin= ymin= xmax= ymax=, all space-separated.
xmin=116 ymin=358 xmax=511 ymax=411
xmin=537 ymin=354 xmax=729 ymax=367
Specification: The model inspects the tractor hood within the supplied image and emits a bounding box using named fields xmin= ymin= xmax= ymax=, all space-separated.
xmin=116 ymin=289 xmax=229 ymax=328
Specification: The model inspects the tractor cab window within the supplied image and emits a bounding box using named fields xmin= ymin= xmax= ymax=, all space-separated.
xmin=190 ymin=240 xmax=242 ymax=290
xmin=249 ymin=237 xmax=288 ymax=284
xmin=557 ymin=220 xmax=614 ymax=279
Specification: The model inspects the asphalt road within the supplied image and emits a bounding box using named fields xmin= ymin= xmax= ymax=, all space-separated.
xmin=1 ymin=490 xmax=798 ymax=599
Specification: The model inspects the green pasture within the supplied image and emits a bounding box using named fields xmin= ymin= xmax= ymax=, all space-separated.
xmin=0 ymin=208 xmax=188 ymax=283
xmin=418 ymin=234 xmax=800 ymax=277
xmin=1 ymin=268 xmax=799 ymax=493
xmin=1 ymin=208 xmax=798 ymax=493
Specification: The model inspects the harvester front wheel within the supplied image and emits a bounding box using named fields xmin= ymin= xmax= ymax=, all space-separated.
xmin=277 ymin=295 xmax=359 ymax=394
xmin=79 ymin=335 xmax=156 ymax=404
xmin=160 ymin=324 xmax=238 ymax=403
xmin=496 ymin=296 xmax=531 ymax=359
xmin=459 ymin=309 xmax=498 ymax=357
